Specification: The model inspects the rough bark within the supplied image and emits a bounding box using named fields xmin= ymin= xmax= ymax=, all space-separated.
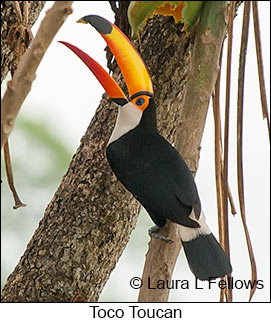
xmin=138 ymin=222 xmax=182 ymax=302
xmin=1 ymin=1 xmax=46 ymax=83
xmin=1 ymin=9 xmax=193 ymax=301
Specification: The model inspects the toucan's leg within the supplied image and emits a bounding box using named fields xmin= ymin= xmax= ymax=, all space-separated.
xmin=148 ymin=225 xmax=174 ymax=243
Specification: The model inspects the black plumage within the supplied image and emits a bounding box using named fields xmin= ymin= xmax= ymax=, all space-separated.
xmin=106 ymin=98 xmax=201 ymax=228
xmin=182 ymin=234 xmax=233 ymax=280
xmin=107 ymin=97 xmax=232 ymax=280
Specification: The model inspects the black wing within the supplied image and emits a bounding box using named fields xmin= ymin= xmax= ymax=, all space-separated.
xmin=106 ymin=129 xmax=201 ymax=228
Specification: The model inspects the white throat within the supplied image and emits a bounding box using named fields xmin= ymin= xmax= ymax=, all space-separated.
xmin=108 ymin=102 xmax=142 ymax=145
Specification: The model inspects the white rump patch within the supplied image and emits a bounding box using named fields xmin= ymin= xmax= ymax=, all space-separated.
xmin=108 ymin=102 xmax=142 ymax=145
xmin=176 ymin=211 xmax=212 ymax=242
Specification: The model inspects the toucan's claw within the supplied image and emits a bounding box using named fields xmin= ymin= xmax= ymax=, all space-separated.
xmin=148 ymin=225 xmax=174 ymax=243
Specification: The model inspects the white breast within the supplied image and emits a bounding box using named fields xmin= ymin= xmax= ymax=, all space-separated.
xmin=108 ymin=102 xmax=143 ymax=145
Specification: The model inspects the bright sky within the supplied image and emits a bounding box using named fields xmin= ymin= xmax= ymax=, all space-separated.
xmin=1 ymin=1 xmax=270 ymax=304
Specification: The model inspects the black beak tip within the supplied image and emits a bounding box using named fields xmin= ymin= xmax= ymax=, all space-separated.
xmin=80 ymin=15 xmax=112 ymax=35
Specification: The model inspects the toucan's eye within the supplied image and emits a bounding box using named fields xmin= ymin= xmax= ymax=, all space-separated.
xmin=131 ymin=95 xmax=150 ymax=111
xmin=136 ymin=97 xmax=145 ymax=106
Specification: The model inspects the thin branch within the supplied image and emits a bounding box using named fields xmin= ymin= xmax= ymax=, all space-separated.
xmin=252 ymin=1 xmax=270 ymax=140
xmin=23 ymin=1 xmax=29 ymax=24
xmin=11 ymin=1 xmax=23 ymax=21
xmin=227 ymin=184 xmax=237 ymax=215
xmin=212 ymin=50 xmax=226 ymax=302
xmin=212 ymin=50 xmax=224 ymax=247
xmin=222 ymin=1 xmax=235 ymax=303
xmin=237 ymin=1 xmax=257 ymax=302
xmin=4 ymin=0 xmax=32 ymax=208
xmin=3 ymin=140 xmax=27 ymax=209
xmin=1 ymin=1 xmax=73 ymax=149
xmin=212 ymin=46 xmax=236 ymax=303
xmin=213 ymin=47 xmax=237 ymax=227
xmin=212 ymin=97 xmax=224 ymax=302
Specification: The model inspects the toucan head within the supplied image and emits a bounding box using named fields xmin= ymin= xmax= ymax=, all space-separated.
xmin=59 ymin=15 xmax=154 ymax=116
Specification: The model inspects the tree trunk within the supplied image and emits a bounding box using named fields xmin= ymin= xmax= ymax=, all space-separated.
xmin=1 ymin=6 xmax=195 ymax=302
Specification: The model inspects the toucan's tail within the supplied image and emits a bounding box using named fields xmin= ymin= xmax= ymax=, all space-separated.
xmin=177 ymin=212 xmax=232 ymax=281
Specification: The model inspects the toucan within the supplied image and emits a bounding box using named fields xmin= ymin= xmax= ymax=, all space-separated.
xmin=59 ymin=15 xmax=232 ymax=281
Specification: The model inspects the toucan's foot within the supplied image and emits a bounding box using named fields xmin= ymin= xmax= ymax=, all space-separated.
xmin=148 ymin=225 xmax=174 ymax=243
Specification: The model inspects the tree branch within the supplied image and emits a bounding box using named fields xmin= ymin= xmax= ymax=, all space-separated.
xmin=252 ymin=1 xmax=270 ymax=140
xmin=1 ymin=1 xmax=73 ymax=149
xmin=221 ymin=1 xmax=235 ymax=302
xmin=3 ymin=140 xmax=27 ymax=209
xmin=1 ymin=1 xmax=46 ymax=83
xmin=237 ymin=1 xmax=257 ymax=302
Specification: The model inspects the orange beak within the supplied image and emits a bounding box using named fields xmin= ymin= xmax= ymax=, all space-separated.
xmin=59 ymin=15 xmax=153 ymax=105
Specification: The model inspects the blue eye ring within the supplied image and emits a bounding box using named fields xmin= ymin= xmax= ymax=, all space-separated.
xmin=136 ymin=97 xmax=145 ymax=106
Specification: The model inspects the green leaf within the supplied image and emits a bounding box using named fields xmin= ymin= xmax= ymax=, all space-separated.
xmin=183 ymin=1 xmax=204 ymax=31
xmin=128 ymin=1 xmax=204 ymax=37
xmin=128 ymin=1 xmax=163 ymax=38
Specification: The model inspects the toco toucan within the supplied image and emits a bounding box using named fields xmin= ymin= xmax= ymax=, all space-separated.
xmin=59 ymin=15 xmax=232 ymax=281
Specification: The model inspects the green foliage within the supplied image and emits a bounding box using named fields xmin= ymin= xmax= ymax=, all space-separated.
xmin=128 ymin=1 xmax=204 ymax=37
xmin=182 ymin=1 xmax=204 ymax=30
xmin=128 ymin=1 xmax=163 ymax=37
